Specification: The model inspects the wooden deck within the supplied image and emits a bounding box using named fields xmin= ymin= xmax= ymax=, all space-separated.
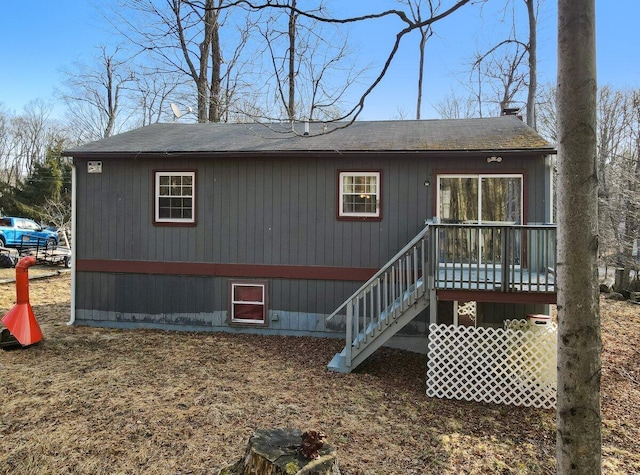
xmin=431 ymin=223 xmax=556 ymax=303
xmin=434 ymin=265 xmax=556 ymax=304
xmin=327 ymin=223 xmax=558 ymax=372
xmin=435 ymin=264 xmax=555 ymax=291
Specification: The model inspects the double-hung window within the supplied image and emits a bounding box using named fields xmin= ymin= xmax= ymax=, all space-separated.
xmin=229 ymin=282 xmax=267 ymax=325
xmin=154 ymin=171 xmax=196 ymax=224
xmin=338 ymin=171 xmax=381 ymax=219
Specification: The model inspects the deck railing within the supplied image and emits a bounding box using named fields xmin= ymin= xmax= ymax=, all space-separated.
xmin=327 ymin=222 xmax=557 ymax=372
xmin=327 ymin=224 xmax=432 ymax=367
xmin=432 ymin=223 xmax=556 ymax=293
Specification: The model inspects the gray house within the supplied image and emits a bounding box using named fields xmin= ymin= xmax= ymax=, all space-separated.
xmin=63 ymin=116 xmax=557 ymax=372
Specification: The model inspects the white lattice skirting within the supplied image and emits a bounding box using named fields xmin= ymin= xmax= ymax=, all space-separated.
xmin=426 ymin=321 xmax=557 ymax=409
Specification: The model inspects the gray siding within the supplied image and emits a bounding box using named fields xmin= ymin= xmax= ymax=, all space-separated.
xmin=77 ymin=154 xmax=549 ymax=264
xmin=74 ymin=152 xmax=550 ymax=326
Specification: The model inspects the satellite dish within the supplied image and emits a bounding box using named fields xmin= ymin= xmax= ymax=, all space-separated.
xmin=170 ymin=103 xmax=184 ymax=120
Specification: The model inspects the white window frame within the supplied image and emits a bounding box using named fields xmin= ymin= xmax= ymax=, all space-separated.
xmin=338 ymin=171 xmax=381 ymax=218
xmin=230 ymin=282 xmax=267 ymax=325
xmin=154 ymin=171 xmax=196 ymax=224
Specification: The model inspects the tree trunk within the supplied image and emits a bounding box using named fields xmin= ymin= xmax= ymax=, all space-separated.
xmin=221 ymin=428 xmax=340 ymax=475
xmin=209 ymin=7 xmax=222 ymax=123
xmin=525 ymin=0 xmax=537 ymax=129
xmin=416 ymin=29 xmax=426 ymax=120
xmin=284 ymin=0 xmax=297 ymax=122
xmin=556 ymin=0 xmax=601 ymax=473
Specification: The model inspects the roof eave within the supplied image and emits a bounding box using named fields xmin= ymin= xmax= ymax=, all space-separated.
xmin=62 ymin=147 xmax=557 ymax=160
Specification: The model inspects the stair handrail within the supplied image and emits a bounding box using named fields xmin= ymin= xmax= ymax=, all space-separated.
xmin=326 ymin=223 xmax=432 ymax=322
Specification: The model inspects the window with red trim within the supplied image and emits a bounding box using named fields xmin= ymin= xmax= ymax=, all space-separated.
xmin=338 ymin=171 xmax=381 ymax=218
xmin=229 ymin=282 xmax=267 ymax=325
xmin=154 ymin=171 xmax=195 ymax=224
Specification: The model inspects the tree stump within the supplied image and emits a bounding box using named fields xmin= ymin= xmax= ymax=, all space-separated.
xmin=220 ymin=428 xmax=340 ymax=475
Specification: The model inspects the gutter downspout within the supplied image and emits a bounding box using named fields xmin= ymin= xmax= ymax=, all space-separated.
xmin=67 ymin=161 xmax=77 ymax=326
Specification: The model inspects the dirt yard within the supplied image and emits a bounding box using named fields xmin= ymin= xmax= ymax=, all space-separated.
xmin=0 ymin=270 xmax=638 ymax=474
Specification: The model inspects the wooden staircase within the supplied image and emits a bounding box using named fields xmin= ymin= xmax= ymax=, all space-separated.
xmin=327 ymin=225 xmax=432 ymax=373
xmin=326 ymin=222 xmax=557 ymax=373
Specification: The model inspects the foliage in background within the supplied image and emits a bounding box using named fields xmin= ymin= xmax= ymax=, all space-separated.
xmin=0 ymin=117 xmax=72 ymax=232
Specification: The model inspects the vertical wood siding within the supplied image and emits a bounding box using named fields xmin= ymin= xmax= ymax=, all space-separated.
xmin=75 ymin=153 xmax=550 ymax=323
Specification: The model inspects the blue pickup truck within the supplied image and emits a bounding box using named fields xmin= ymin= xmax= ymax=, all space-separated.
xmin=0 ymin=217 xmax=59 ymax=249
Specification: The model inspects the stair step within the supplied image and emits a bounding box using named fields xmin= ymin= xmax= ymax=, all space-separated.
xmin=328 ymin=292 xmax=429 ymax=373
xmin=327 ymin=351 xmax=349 ymax=373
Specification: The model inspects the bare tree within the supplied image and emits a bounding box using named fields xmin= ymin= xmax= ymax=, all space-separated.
xmin=239 ymin=0 xmax=477 ymax=128
xmin=453 ymin=0 xmax=539 ymax=125
xmin=255 ymin=0 xmax=361 ymax=122
xmin=102 ymin=1 xmax=479 ymax=128
xmin=556 ymin=0 xmax=601 ymax=473
xmin=595 ymin=87 xmax=631 ymax=280
xmin=60 ymin=46 xmax=135 ymax=140
xmin=133 ymin=67 xmax=187 ymax=125
xmin=0 ymin=105 xmax=20 ymax=187
xmin=0 ymin=100 xmax=66 ymax=191
xmin=433 ymin=91 xmax=477 ymax=118
xmin=112 ymin=0 xmax=252 ymax=123
xmin=524 ymin=0 xmax=537 ymax=127
xmin=472 ymin=40 xmax=528 ymax=115
xmin=606 ymin=90 xmax=640 ymax=289
xmin=535 ymin=82 xmax=557 ymax=142
xmin=399 ymin=0 xmax=440 ymax=119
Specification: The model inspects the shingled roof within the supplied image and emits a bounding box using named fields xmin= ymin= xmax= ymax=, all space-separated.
xmin=63 ymin=116 xmax=555 ymax=158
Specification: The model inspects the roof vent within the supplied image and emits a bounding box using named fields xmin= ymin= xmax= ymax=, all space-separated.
xmin=501 ymin=107 xmax=520 ymax=116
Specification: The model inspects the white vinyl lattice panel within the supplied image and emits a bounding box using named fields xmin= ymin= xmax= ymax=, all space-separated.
xmin=426 ymin=321 xmax=557 ymax=409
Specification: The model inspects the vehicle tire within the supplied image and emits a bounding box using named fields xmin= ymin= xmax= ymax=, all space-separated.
xmin=46 ymin=238 xmax=57 ymax=251
xmin=0 ymin=236 xmax=5 ymax=249
xmin=64 ymin=255 xmax=72 ymax=269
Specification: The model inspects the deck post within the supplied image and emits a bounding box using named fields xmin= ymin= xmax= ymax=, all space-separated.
xmin=429 ymin=288 xmax=437 ymax=325
xmin=501 ymin=227 xmax=510 ymax=291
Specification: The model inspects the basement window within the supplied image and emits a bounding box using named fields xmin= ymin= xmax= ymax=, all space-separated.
xmin=229 ymin=282 xmax=268 ymax=325
xmin=154 ymin=171 xmax=196 ymax=225
xmin=338 ymin=171 xmax=381 ymax=219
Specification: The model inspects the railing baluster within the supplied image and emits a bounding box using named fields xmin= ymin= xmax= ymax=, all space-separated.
xmin=542 ymin=228 xmax=548 ymax=290
xmin=369 ymin=284 xmax=373 ymax=337
xmin=484 ymin=227 xmax=489 ymax=290
xmin=546 ymin=228 xmax=552 ymax=291
xmin=491 ymin=227 xmax=497 ymax=291
xmin=376 ymin=277 xmax=382 ymax=330
xmin=399 ymin=258 xmax=405 ymax=312
xmin=536 ymin=228 xmax=541 ymax=291
xmin=517 ymin=227 xmax=522 ymax=291
xmin=468 ymin=226 xmax=473 ymax=291
xmin=346 ymin=302 xmax=353 ymax=364
xmin=451 ymin=228 xmax=456 ymax=289
xmin=390 ymin=264 xmax=396 ymax=320
xmin=354 ymin=297 xmax=360 ymax=348
xmin=413 ymin=245 xmax=419 ymax=300
xmin=443 ymin=228 xmax=449 ymax=288
xmin=405 ymin=253 xmax=411 ymax=304
xmin=383 ymin=271 xmax=389 ymax=320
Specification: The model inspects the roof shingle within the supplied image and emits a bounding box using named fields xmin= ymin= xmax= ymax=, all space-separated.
xmin=64 ymin=116 xmax=555 ymax=157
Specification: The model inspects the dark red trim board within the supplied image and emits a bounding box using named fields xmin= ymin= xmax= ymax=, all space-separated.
xmin=76 ymin=259 xmax=378 ymax=282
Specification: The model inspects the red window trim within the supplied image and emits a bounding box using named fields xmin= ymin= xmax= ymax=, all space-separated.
xmin=336 ymin=169 xmax=383 ymax=222
xmin=432 ymin=169 xmax=527 ymax=223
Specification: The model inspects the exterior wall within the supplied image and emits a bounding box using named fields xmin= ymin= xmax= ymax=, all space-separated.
xmin=73 ymin=152 xmax=550 ymax=336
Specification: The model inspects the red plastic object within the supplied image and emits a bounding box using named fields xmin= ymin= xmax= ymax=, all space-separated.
xmin=1 ymin=256 xmax=43 ymax=347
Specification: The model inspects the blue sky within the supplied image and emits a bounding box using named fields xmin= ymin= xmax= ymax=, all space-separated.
xmin=1 ymin=1 xmax=639 ymax=121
